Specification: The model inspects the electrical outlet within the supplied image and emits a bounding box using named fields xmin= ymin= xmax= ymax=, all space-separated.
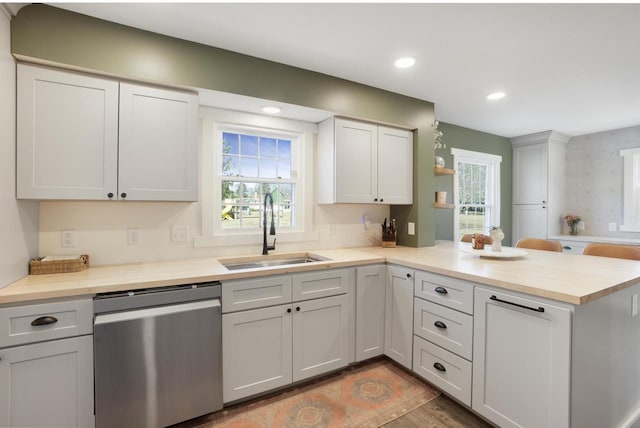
xmin=327 ymin=223 xmax=336 ymax=236
xmin=127 ymin=228 xmax=141 ymax=246
xmin=632 ymin=294 xmax=638 ymax=317
xmin=171 ymin=225 xmax=189 ymax=243
xmin=61 ymin=229 xmax=76 ymax=248
xmin=609 ymin=223 xmax=617 ymax=232
xmin=578 ymin=221 xmax=585 ymax=231
xmin=408 ymin=222 xmax=415 ymax=236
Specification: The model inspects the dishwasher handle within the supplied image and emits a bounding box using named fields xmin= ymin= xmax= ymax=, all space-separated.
xmin=95 ymin=298 xmax=220 ymax=326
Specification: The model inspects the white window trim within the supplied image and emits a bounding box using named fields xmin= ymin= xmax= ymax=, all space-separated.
xmin=195 ymin=107 xmax=318 ymax=247
xmin=451 ymin=148 xmax=502 ymax=239
xmin=620 ymin=147 xmax=640 ymax=232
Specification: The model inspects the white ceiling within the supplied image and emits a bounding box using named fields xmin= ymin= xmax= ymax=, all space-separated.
xmin=50 ymin=3 xmax=640 ymax=138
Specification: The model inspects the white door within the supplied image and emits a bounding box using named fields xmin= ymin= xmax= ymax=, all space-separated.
xmin=0 ymin=335 xmax=94 ymax=427
xmin=334 ymin=118 xmax=378 ymax=203
xmin=355 ymin=265 xmax=386 ymax=361
xmin=118 ymin=83 xmax=199 ymax=201
xmin=513 ymin=204 xmax=547 ymax=243
xmin=377 ymin=126 xmax=413 ymax=204
xmin=473 ymin=287 xmax=571 ymax=428
xmin=222 ymin=304 xmax=292 ymax=402
xmin=17 ymin=63 xmax=119 ymax=200
xmin=513 ymin=143 xmax=547 ymax=205
xmin=292 ymin=294 xmax=349 ymax=382
xmin=384 ymin=266 xmax=414 ymax=369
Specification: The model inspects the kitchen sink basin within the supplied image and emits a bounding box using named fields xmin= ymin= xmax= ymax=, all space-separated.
xmin=219 ymin=253 xmax=331 ymax=271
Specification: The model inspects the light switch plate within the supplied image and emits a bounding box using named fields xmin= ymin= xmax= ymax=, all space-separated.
xmin=408 ymin=222 xmax=415 ymax=235
xmin=609 ymin=223 xmax=617 ymax=232
xmin=61 ymin=229 xmax=76 ymax=248
xmin=171 ymin=225 xmax=189 ymax=242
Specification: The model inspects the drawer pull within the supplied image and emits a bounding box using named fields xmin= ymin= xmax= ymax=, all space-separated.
xmin=31 ymin=316 xmax=58 ymax=326
xmin=490 ymin=295 xmax=545 ymax=313
xmin=434 ymin=320 xmax=447 ymax=329
xmin=563 ymin=246 xmax=572 ymax=250
xmin=434 ymin=286 xmax=448 ymax=294
xmin=433 ymin=362 xmax=446 ymax=372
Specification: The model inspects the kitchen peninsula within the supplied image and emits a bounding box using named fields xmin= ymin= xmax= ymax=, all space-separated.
xmin=1 ymin=242 xmax=639 ymax=428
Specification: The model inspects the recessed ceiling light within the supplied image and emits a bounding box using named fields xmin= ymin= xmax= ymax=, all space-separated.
xmin=262 ymin=106 xmax=282 ymax=114
xmin=394 ymin=57 xmax=416 ymax=69
xmin=487 ymin=92 xmax=506 ymax=100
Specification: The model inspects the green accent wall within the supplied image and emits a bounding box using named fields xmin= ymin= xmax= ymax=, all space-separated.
xmin=434 ymin=122 xmax=513 ymax=245
xmin=11 ymin=4 xmax=437 ymax=246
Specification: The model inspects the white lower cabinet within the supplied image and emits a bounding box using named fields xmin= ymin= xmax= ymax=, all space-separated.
xmin=384 ymin=265 xmax=414 ymax=369
xmin=0 ymin=335 xmax=94 ymax=427
xmin=472 ymin=287 xmax=571 ymax=428
xmin=355 ymin=265 xmax=386 ymax=362
xmin=222 ymin=270 xmax=351 ymax=403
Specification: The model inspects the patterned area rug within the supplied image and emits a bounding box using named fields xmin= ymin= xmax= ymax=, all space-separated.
xmin=197 ymin=359 xmax=440 ymax=428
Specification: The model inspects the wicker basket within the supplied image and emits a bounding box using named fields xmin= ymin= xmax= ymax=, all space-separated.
xmin=29 ymin=255 xmax=89 ymax=275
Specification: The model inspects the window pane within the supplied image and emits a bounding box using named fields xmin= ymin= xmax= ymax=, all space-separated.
xmin=222 ymin=155 xmax=239 ymax=176
xmin=278 ymin=160 xmax=291 ymax=179
xmin=261 ymin=137 xmax=277 ymax=157
xmin=241 ymin=205 xmax=261 ymax=228
xmin=242 ymin=183 xmax=260 ymax=204
xmin=241 ymin=134 xmax=259 ymax=156
xmin=223 ymin=133 xmax=239 ymax=155
xmin=280 ymin=183 xmax=293 ymax=203
xmin=221 ymin=181 xmax=240 ymax=202
xmin=259 ymin=158 xmax=277 ymax=178
xmin=240 ymin=157 xmax=258 ymax=177
xmin=278 ymin=139 xmax=291 ymax=158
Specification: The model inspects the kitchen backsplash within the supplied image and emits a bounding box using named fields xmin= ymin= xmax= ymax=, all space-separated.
xmin=565 ymin=124 xmax=640 ymax=238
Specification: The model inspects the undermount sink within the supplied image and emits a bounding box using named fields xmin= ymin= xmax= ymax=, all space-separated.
xmin=219 ymin=253 xmax=331 ymax=271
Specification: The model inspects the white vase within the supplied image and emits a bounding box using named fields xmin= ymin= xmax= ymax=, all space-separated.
xmin=435 ymin=156 xmax=445 ymax=168
xmin=490 ymin=229 xmax=504 ymax=252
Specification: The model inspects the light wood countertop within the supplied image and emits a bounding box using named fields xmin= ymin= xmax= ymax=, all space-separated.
xmin=2 ymin=242 xmax=639 ymax=306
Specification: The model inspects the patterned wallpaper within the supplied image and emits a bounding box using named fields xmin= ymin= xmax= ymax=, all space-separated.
xmin=565 ymin=125 xmax=640 ymax=237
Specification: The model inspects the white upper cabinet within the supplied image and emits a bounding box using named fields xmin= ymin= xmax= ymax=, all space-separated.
xmin=317 ymin=117 xmax=413 ymax=204
xmin=513 ymin=142 xmax=548 ymax=205
xmin=17 ymin=64 xmax=119 ymax=200
xmin=17 ymin=63 xmax=198 ymax=201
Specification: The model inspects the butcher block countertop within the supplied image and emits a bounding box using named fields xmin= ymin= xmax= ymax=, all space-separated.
xmin=2 ymin=241 xmax=639 ymax=306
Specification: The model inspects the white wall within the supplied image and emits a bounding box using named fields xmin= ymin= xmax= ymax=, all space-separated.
xmin=565 ymin=125 xmax=640 ymax=237
xmin=0 ymin=7 xmax=39 ymax=288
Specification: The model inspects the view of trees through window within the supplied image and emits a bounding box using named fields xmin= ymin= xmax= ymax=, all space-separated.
xmin=457 ymin=162 xmax=490 ymax=237
xmin=221 ymin=131 xmax=294 ymax=230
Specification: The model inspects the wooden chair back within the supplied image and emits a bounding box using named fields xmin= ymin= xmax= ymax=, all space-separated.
xmin=515 ymin=238 xmax=563 ymax=252
xmin=583 ymin=243 xmax=640 ymax=260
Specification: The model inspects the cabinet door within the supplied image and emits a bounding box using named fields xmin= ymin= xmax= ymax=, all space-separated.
xmin=355 ymin=265 xmax=386 ymax=361
xmin=473 ymin=287 xmax=571 ymax=428
xmin=384 ymin=265 xmax=414 ymax=369
xmin=377 ymin=126 xmax=413 ymax=204
xmin=292 ymin=294 xmax=349 ymax=382
xmin=118 ymin=83 xmax=199 ymax=201
xmin=17 ymin=63 xmax=119 ymax=200
xmin=334 ymin=118 xmax=378 ymax=203
xmin=512 ymin=204 xmax=547 ymax=243
xmin=513 ymin=143 xmax=547 ymax=205
xmin=0 ymin=335 xmax=94 ymax=427
xmin=222 ymin=304 xmax=292 ymax=402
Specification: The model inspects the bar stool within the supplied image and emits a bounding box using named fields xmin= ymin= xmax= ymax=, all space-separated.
xmin=515 ymin=238 xmax=563 ymax=252
xmin=583 ymin=243 xmax=640 ymax=260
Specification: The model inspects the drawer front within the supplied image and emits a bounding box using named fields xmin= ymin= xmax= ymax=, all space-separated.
xmin=414 ymin=271 xmax=474 ymax=315
xmin=292 ymin=269 xmax=350 ymax=301
xmin=413 ymin=335 xmax=472 ymax=406
xmin=0 ymin=298 xmax=93 ymax=348
xmin=414 ymin=298 xmax=473 ymax=360
xmin=222 ymin=275 xmax=292 ymax=313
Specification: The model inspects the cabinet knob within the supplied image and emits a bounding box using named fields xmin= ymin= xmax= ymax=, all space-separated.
xmin=107 ymin=192 xmax=114 ymax=199
xmin=434 ymin=320 xmax=447 ymax=329
xmin=380 ymin=198 xmax=384 ymax=202
xmin=120 ymin=192 xmax=127 ymax=198
xmin=374 ymin=198 xmax=378 ymax=202
xmin=542 ymin=200 xmax=547 ymax=203
xmin=287 ymin=308 xmax=292 ymax=313
xmin=433 ymin=362 xmax=446 ymax=372
xmin=296 ymin=306 xmax=301 ymax=312
xmin=406 ymin=273 xmax=412 ymax=278
xmin=434 ymin=286 xmax=448 ymax=294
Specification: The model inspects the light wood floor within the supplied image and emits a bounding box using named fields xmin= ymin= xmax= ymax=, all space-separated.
xmin=383 ymin=394 xmax=493 ymax=428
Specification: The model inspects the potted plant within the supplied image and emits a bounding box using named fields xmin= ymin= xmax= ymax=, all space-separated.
xmin=564 ymin=214 xmax=582 ymax=236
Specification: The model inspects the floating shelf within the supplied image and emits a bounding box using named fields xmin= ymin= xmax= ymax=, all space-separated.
xmin=435 ymin=167 xmax=455 ymax=176
xmin=434 ymin=202 xmax=455 ymax=209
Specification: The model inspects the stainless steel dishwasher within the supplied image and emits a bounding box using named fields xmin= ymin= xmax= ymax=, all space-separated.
xmin=93 ymin=282 xmax=222 ymax=428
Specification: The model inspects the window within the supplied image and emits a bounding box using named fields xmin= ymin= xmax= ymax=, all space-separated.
xmin=196 ymin=107 xmax=318 ymax=247
xmin=620 ymin=148 xmax=640 ymax=232
xmin=451 ymin=148 xmax=502 ymax=239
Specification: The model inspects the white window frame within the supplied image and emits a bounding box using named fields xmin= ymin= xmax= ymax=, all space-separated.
xmin=620 ymin=148 xmax=640 ymax=232
xmin=451 ymin=148 xmax=502 ymax=239
xmin=195 ymin=107 xmax=318 ymax=247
